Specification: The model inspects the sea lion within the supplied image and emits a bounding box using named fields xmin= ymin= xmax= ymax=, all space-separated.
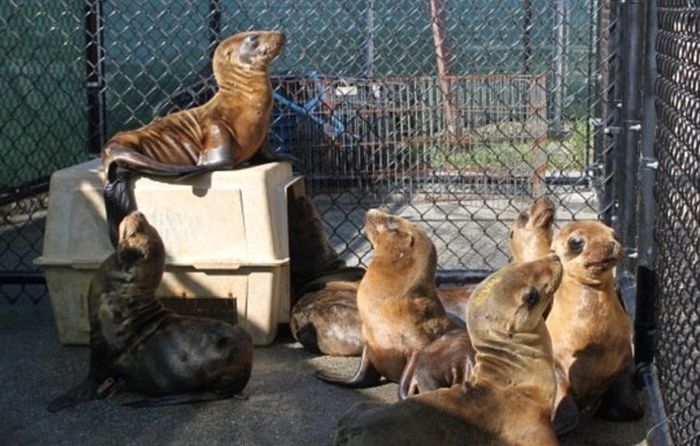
xmin=287 ymin=194 xmax=352 ymax=297
xmin=398 ymin=196 xmax=557 ymax=399
xmin=315 ymin=209 xmax=455 ymax=386
xmin=290 ymin=280 xmax=364 ymax=356
xmin=47 ymin=212 xmax=253 ymax=412
xmin=547 ymin=221 xmax=643 ymax=433
xmin=334 ymin=254 xmax=563 ymax=446
xmin=101 ymin=30 xmax=287 ymax=245
xmin=436 ymin=196 xmax=556 ymax=321
xmin=287 ymin=193 xmax=366 ymax=356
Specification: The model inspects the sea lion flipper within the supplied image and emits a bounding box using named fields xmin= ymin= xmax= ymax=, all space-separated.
xmin=173 ymin=124 xmax=236 ymax=182
xmin=315 ymin=346 xmax=381 ymax=388
xmin=595 ymin=372 xmax=644 ymax=421
xmin=122 ymin=391 xmax=235 ymax=408
xmin=47 ymin=379 xmax=101 ymax=413
xmin=552 ymin=394 xmax=580 ymax=435
xmin=104 ymin=164 xmax=137 ymax=248
xmin=398 ymin=351 xmax=419 ymax=400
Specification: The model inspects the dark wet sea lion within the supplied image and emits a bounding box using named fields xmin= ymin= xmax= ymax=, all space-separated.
xmin=315 ymin=209 xmax=455 ymax=387
xmin=547 ymin=221 xmax=643 ymax=433
xmin=398 ymin=196 xmax=557 ymax=399
xmin=101 ymin=30 xmax=287 ymax=245
xmin=334 ymin=255 xmax=563 ymax=446
xmin=47 ymin=212 xmax=253 ymax=412
xmin=287 ymin=194 xmax=349 ymax=298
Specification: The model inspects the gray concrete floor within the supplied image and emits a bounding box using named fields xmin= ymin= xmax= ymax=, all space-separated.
xmin=2 ymin=300 xmax=649 ymax=446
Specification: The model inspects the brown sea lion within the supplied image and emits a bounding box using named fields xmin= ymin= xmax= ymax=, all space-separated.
xmin=547 ymin=221 xmax=643 ymax=433
xmin=334 ymin=254 xmax=563 ymax=446
xmin=398 ymin=196 xmax=557 ymax=399
xmin=315 ymin=209 xmax=455 ymax=386
xmin=436 ymin=196 xmax=556 ymax=321
xmin=290 ymin=281 xmax=364 ymax=356
xmin=47 ymin=212 xmax=253 ymax=412
xmin=101 ymin=30 xmax=287 ymax=245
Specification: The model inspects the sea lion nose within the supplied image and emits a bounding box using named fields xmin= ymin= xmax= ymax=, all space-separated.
xmin=548 ymin=253 xmax=560 ymax=263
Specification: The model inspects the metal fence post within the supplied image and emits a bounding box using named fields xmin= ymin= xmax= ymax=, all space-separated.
xmin=616 ymin=0 xmax=643 ymax=274
xmin=598 ymin=0 xmax=621 ymax=226
xmin=551 ymin=0 xmax=566 ymax=136
xmin=635 ymin=0 xmax=672 ymax=444
xmin=85 ymin=0 xmax=106 ymax=154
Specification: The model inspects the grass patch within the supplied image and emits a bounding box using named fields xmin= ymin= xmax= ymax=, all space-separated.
xmin=423 ymin=119 xmax=591 ymax=172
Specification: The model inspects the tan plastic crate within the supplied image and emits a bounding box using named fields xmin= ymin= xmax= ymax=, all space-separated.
xmin=36 ymin=159 xmax=298 ymax=346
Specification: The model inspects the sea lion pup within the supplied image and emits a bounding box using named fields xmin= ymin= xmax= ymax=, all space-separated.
xmin=315 ymin=209 xmax=455 ymax=386
xmin=547 ymin=221 xmax=643 ymax=433
xmin=47 ymin=212 xmax=253 ymax=412
xmin=101 ymin=30 xmax=287 ymax=245
xmin=436 ymin=196 xmax=556 ymax=321
xmin=399 ymin=196 xmax=556 ymax=399
xmin=334 ymin=255 xmax=563 ymax=446
xmin=288 ymin=195 xmax=365 ymax=356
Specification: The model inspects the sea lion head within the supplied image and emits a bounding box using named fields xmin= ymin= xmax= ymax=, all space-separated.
xmin=364 ymin=209 xmax=437 ymax=277
xmin=117 ymin=211 xmax=166 ymax=295
xmin=509 ymin=196 xmax=556 ymax=262
xmin=468 ymin=253 xmax=562 ymax=338
xmin=213 ymin=30 xmax=286 ymax=78
xmin=552 ymin=221 xmax=621 ymax=285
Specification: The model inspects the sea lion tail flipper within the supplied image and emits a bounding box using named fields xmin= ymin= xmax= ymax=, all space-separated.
xmin=174 ymin=162 xmax=233 ymax=182
xmin=295 ymin=322 xmax=323 ymax=354
xmin=398 ymin=351 xmax=419 ymax=401
xmin=46 ymin=379 xmax=101 ymax=413
xmin=104 ymin=164 xmax=137 ymax=247
xmin=122 ymin=391 xmax=236 ymax=408
xmin=315 ymin=346 xmax=381 ymax=388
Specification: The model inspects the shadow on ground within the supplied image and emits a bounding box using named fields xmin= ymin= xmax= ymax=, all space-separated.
xmin=1 ymin=300 xmax=648 ymax=446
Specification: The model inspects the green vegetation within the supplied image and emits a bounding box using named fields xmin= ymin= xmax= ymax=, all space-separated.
xmin=425 ymin=119 xmax=591 ymax=173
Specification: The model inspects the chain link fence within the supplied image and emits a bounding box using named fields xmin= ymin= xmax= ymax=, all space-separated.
xmin=1 ymin=0 xmax=609 ymax=304
xmin=8 ymin=0 xmax=700 ymax=441
xmin=651 ymin=2 xmax=700 ymax=444
xmin=0 ymin=1 xmax=90 ymax=303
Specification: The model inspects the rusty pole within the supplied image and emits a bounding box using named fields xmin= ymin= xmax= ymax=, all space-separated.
xmin=429 ymin=0 xmax=460 ymax=142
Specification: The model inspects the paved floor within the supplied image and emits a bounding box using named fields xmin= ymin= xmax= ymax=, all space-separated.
xmin=1 ymin=300 xmax=649 ymax=446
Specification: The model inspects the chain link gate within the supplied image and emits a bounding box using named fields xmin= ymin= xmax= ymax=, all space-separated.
xmin=642 ymin=1 xmax=700 ymax=444
xmin=1 ymin=2 xmax=609 ymax=300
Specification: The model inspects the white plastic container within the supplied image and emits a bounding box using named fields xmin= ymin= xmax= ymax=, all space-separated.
xmin=36 ymin=159 xmax=298 ymax=346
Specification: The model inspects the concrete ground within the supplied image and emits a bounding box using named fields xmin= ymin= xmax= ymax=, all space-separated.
xmin=2 ymin=299 xmax=649 ymax=446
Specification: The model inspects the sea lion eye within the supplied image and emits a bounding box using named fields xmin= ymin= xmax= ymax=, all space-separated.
xmin=386 ymin=216 xmax=399 ymax=231
xmin=522 ymin=288 xmax=539 ymax=307
xmin=516 ymin=211 xmax=529 ymax=226
xmin=568 ymin=236 xmax=585 ymax=253
xmin=509 ymin=229 xmax=514 ymax=239
xmin=245 ymin=35 xmax=259 ymax=48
